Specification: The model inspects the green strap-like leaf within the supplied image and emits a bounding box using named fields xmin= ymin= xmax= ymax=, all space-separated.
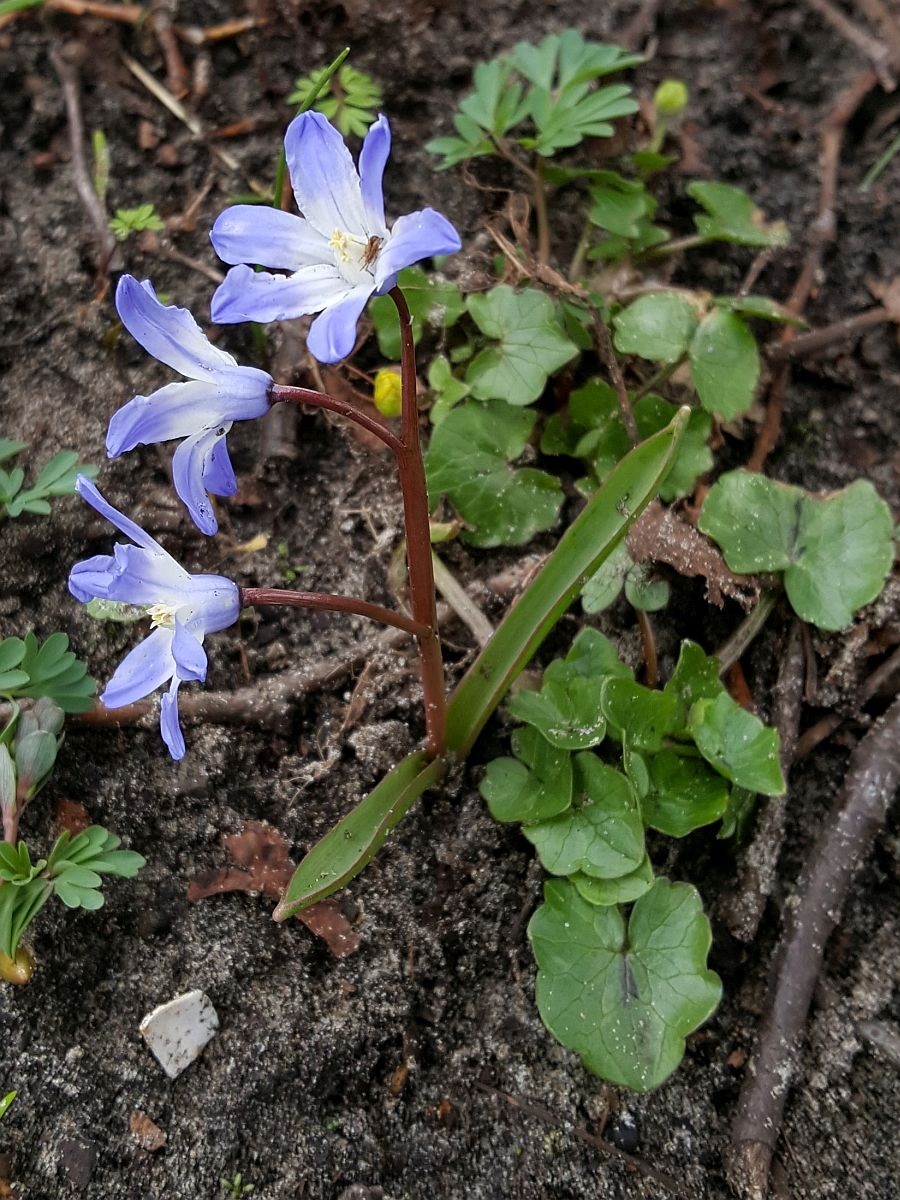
xmin=278 ymin=413 xmax=687 ymax=917
xmin=274 ymin=751 xmax=446 ymax=920
xmin=447 ymin=410 xmax=688 ymax=756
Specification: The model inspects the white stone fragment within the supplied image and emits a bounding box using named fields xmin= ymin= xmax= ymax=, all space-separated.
xmin=139 ymin=990 xmax=219 ymax=1079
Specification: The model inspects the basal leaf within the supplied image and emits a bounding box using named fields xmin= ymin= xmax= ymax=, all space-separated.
xmin=0 ymin=439 xmax=27 ymax=465
xmin=524 ymin=754 xmax=644 ymax=879
xmin=642 ymin=750 xmax=730 ymax=837
xmin=571 ymin=855 xmax=654 ymax=906
xmin=370 ymin=267 xmax=465 ymax=359
xmin=688 ymin=181 xmax=789 ymax=248
xmin=690 ymin=692 xmax=784 ymax=796
xmin=529 ymin=878 xmax=721 ymax=1090
xmin=508 ymin=674 xmax=606 ymax=750
xmin=612 ymin=293 xmax=697 ymax=363
xmin=698 ymin=473 xmax=895 ymax=630
xmin=599 ymin=678 xmax=677 ymax=752
xmin=662 ymin=640 xmax=723 ymax=738
xmin=465 ymin=286 xmax=578 ymax=404
xmin=716 ymin=295 xmax=807 ymax=326
xmin=480 ymin=726 xmax=573 ymax=824
xmin=688 ymin=309 xmax=759 ymax=419
xmin=425 ymin=399 xmax=564 ymax=547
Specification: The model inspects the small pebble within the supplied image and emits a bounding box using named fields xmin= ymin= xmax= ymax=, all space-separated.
xmin=607 ymin=1110 xmax=639 ymax=1153
xmin=139 ymin=989 xmax=219 ymax=1079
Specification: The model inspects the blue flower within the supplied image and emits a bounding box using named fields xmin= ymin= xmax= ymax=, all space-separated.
xmin=68 ymin=476 xmax=240 ymax=760
xmin=108 ymin=275 xmax=273 ymax=535
xmin=209 ymin=112 xmax=461 ymax=362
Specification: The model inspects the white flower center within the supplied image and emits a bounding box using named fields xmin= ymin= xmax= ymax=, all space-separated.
xmin=148 ymin=603 xmax=178 ymax=629
xmin=328 ymin=228 xmax=383 ymax=284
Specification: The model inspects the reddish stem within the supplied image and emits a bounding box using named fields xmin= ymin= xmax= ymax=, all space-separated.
xmin=390 ymin=287 xmax=447 ymax=757
xmin=240 ymin=588 xmax=429 ymax=640
xmin=269 ymin=383 xmax=403 ymax=454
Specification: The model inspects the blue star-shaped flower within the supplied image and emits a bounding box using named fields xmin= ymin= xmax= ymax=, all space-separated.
xmin=68 ymin=476 xmax=240 ymax=759
xmin=209 ymin=112 xmax=461 ymax=362
xmin=108 ymin=275 xmax=273 ymax=535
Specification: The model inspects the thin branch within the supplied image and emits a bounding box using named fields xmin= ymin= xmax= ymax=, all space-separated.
xmin=747 ymin=68 xmax=878 ymax=472
xmin=714 ymin=592 xmax=780 ymax=673
xmin=49 ymin=48 xmax=119 ymax=283
xmin=727 ymin=694 xmax=900 ymax=1200
xmin=721 ymin=621 xmax=805 ymax=943
xmin=766 ymin=305 xmax=890 ymax=361
xmin=801 ymin=0 xmax=895 ymax=86
xmin=794 ymin=642 xmax=900 ymax=759
xmin=591 ymin=313 xmax=639 ymax=445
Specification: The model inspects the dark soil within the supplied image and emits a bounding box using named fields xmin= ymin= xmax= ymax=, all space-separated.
xmin=2 ymin=2 xmax=900 ymax=1198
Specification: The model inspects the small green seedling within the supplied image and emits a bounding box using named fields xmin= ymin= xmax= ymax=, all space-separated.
xmin=0 ymin=443 xmax=98 ymax=520
xmin=109 ymin=203 xmax=165 ymax=242
xmin=220 ymin=1171 xmax=255 ymax=1198
xmin=0 ymin=1091 xmax=15 ymax=1121
xmin=289 ymin=63 xmax=382 ymax=137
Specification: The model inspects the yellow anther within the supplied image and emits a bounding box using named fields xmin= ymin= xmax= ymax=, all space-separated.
xmin=147 ymin=603 xmax=177 ymax=628
xmin=329 ymin=228 xmax=352 ymax=263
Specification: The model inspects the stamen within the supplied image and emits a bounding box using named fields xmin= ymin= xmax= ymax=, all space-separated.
xmin=329 ymin=228 xmax=352 ymax=264
xmin=148 ymin=603 xmax=177 ymax=629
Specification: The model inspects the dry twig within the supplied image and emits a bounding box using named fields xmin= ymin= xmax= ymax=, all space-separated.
xmin=721 ymin=622 xmax=805 ymax=942
xmin=49 ymin=47 xmax=120 ymax=287
xmin=727 ymin=694 xmax=900 ymax=1199
xmin=748 ymin=69 xmax=878 ymax=472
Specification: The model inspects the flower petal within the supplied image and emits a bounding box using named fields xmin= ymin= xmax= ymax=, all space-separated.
xmin=172 ymin=620 xmax=207 ymax=682
xmin=358 ymin=114 xmax=391 ymax=234
xmin=171 ymin=426 xmax=229 ymax=535
xmin=201 ymin=429 xmax=236 ymax=497
xmin=307 ymin=286 xmax=373 ymax=363
xmin=76 ymin=476 xmax=168 ymax=555
xmin=107 ymin=372 xmax=271 ymax=458
xmin=106 ymin=544 xmax=191 ymax=606
xmin=211 ymin=263 xmax=349 ymax=325
xmin=107 ymin=381 xmax=226 ymax=457
xmin=285 ymin=111 xmax=368 ymax=237
xmin=116 ymin=275 xmax=237 ymax=380
xmin=68 ymin=554 xmax=115 ymax=603
xmin=375 ymin=208 xmax=462 ymax=290
xmin=159 ymin=677 xmax=186 ymax=760
xmin=101 ymin=625 xmax=175 ymax=709
xmin=183 ymin=575 xmax=241 ymax=635
xmin=210 ymin=205 xmax=330 ymax=271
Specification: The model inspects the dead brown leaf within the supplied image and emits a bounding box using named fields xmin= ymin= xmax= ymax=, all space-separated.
xmin=129 ymin=1111 xmax=167 ymax=1152
xmin=626 ymin=501 xmax=759 ymax=609
xmin=187 ymin=821 xmax=360 ymax=958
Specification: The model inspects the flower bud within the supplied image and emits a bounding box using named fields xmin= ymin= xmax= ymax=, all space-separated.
xmin=14 ymin=730 xmax=57 ymax=796
xmin=0 ymin=745 xmax=14 ymax=815
xmin=373 ymin=369 xmax=403 ymax=419
xmin=32 ymin=697 xmax=65 ymax=735
xmin=654 ymin=80 xmax=689 ymax=117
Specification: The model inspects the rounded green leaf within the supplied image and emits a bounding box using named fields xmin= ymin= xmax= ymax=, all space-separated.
xmin=425 ymin=399 xmax=564 ymax=548
xmin=699 ymin=473 xmax=895 ymax=629
xmin=524 ymin=755 xmax=644 ymax=879
xmin=599 ymin=678 xmax=677 ymax=752
xmin=572 ymin=855 xmax=654 ymax=906
xmin=787 ymin=479 xmax=895 ymax=631
xmin=662 ymin=640 xmax=723 ymax=737
xmin=466 ymin=286 xmax=578 ymax=404
xmin=698 ymin=471 xmax=802 ymax=573
xmin=612 ymin=294 xmax=697 ymax=363
xmin=689 ymin=692 xmax=784 ymax=796
xmin=508 ymin=675 xmax=606 ymax=750
xmin=479 ymin=726 xmax=573 ymax=824
xmin=642 ymin=750 xmax=730 ymax=836
xmin=529 ymin=878 xmax=722 ymax=1091
xmin=689 ymin=309 xmax=759 ymax=419
xmin=688 ymin=181 xmax=789 ymax=248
